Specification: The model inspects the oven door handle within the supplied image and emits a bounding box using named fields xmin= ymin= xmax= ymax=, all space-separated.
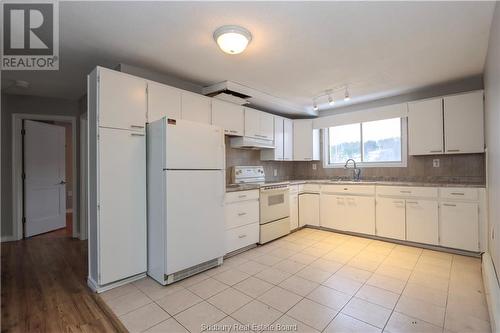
xmin=260 ymin=188 xmax=290 ymax=194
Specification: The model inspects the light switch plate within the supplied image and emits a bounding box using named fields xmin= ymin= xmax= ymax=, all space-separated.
xmin=433 ymin=159 xmax=440 ymax=168
xmin=273 ymin=169 xmax=278 ymax=177
xmin=312 ymin=163 xmax=317 ymax=170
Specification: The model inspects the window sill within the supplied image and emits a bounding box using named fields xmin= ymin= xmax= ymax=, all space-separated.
xmin=323 ymin=161 xmax=407 ymax=168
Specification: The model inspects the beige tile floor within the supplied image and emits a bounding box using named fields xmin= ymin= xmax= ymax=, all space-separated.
xmin=101 ymin=228 xmax=491 ymax=333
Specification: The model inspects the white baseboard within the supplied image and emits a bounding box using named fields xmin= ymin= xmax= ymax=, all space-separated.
xmin=482 ymin=252 xmax=499 ymax=333
xmin=1 ymin=235 xmax=16 ymax=242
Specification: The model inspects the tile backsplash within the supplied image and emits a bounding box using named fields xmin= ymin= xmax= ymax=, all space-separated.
xmin=224 ymin=137 xmax=485 ymax=185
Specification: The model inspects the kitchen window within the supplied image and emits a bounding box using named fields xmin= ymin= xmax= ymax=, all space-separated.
xmin=324 ymin=117 xmax=407 ymax=168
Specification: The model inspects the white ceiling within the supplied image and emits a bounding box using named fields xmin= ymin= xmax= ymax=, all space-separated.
xmin=1 ymin=1 xmax=495 ymax=116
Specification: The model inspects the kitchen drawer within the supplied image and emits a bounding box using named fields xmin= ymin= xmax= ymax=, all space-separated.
xmin=376 ymin=186 xmax=438 ymax=198
xmin=226 ymin=223 xmax=259 ymax=253
xmin=301 ymin=184 xmax=320 ymax=193
xmin=321 ymin=184 xmax=375 ymax=196
xmin=225 ymin=190 xmax=259 ymax=203
xmin=225 ymin=200 xmax=259 ymax=229
xmin=440 ymin=188 xmax=478 ymax=201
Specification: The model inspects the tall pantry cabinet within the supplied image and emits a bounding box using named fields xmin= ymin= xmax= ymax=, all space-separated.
xmin=87 ymin=67 xmax=147 ymax=292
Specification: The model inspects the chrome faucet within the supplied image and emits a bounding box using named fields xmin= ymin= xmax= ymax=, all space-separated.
xmin=344 ymin=158 xmax=361 ymax=181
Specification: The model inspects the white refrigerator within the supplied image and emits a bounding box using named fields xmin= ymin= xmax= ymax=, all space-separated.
xmin=147 ymin=118 xmax=226 ymax=285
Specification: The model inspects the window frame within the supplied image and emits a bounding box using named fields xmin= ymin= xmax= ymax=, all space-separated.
xmin=323 ymin=117 xmax=408 ymax=168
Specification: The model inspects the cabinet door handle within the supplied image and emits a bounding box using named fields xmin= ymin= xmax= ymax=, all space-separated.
xmin=131 ymin=125 xmax=145 ymax=128
xmin=130 ymin=133 xmax=145 ymax=136
xmin=429 ymin=150 xmax=442 ymax=153
xmin=447 ymin=149 xmax=460 ymax=152
xmin=450 ymin=192 xmax=464 ymax=196
xmin=238 ymin=212 xmax=247 ymax=216
xmin=238 ymin=234 xmax=247 ymax=239
xmin=344 ymin=188 xmax=349 ymax=191
xmin=443 ymin=203 xmax=457 ymax=207
xmin=406 ymin=201 xmax=418 ymax=204
xmin=400 ymin=190 xmax=411 ymax=194
xmin=238 ymin=195 xmax=247 ymax=199
xmin=393 ymin=200 xmax=404 ymax=204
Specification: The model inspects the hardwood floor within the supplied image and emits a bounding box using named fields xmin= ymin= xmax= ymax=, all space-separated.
xmin=1 ymin=231 xmax=126 ymax=332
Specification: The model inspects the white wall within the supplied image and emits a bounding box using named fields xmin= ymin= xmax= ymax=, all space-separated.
xmin=484 ymin=3 xmax=500 ymax=279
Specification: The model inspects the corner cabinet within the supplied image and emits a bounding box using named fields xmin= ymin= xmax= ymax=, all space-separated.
xmin=408 ymin=91 xmax=484 ymax=155
xmin=87 ymin=67 xmax=147 ymax=291
xmin=299 ymin=193 xmax=320 ymax=227
xmin=293 ymin=119 xmax=320 ymax=161
xmin=443 ymin=91 xmax=484 ymax=154
xmin=211 ymin=99 xmax=244 ymax=136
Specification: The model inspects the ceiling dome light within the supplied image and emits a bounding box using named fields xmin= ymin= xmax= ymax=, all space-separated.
xmin=213 ymin=25 xmax=252 ymax=55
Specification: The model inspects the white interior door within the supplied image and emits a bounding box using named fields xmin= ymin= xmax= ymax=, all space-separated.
xmin=24 ymin=120 xmax=66 ymax=237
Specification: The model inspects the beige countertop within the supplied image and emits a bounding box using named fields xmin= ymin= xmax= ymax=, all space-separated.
xmin=226 ymin=179 xmax=485 ymax=192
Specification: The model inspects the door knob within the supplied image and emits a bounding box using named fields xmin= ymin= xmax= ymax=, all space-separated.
xmin=59 ymin=180 xmax=66 ymax=184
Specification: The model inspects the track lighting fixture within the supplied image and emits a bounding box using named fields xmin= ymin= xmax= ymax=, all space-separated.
xmin=312 ymin=85 xmax=351 ymax=110
xmin=328 ymin=94 xmax=335 ymax=105
xmin=344 ymin=87 xmax=350 ymax=102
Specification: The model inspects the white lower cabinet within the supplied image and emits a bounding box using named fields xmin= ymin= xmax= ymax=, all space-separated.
xmin=320 ymin=194 xmax=344 ymax=230
xmin=346 ymin=196 xmax=375 ymax=235
xmin=406 ymin=199 xmax=439 ymax=245
xmin=440 ymin=201 xmax=479 ymax=251
xmin=226 ymin=223 xmax=259 ymax=254
xmin=376 ymin=197 xmax=406 ymax=240
xmin=299 ymin=194 xmax=320 ymax=227
xmin=224 ymin=190 xmax=259 ymax=254
xmin=290 ymin=186 xmax=299 ymax=230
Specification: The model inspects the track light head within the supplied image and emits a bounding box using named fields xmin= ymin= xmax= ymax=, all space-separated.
xmin=344 ymin=88 xmax=350 ymax=102
xmin=328 ymin=94 xmax=335 ymax=106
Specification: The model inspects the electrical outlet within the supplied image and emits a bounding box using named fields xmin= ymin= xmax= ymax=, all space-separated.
xmin=273 ymin=169 xmax=278 ymax=177
xmin=312 ymin=163 xmax=317 ymax=170
xmin=433 ymin=159 xmax=440 ymax=168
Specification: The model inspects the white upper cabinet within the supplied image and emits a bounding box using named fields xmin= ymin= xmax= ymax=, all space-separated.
xmin=181 ymin=92 xmax=212 ymax=124
xmin=211 ymin=99 xmax=244 ymax=136
xmin=293 ymin=119 xmax=320 ymax=161
xmin=260 ymin=112 xmax=274 ymax=140
xmin=244 ymin=107 xmax=274 ymax=140
xmin=443 ymin=91 xmax=484 ymax=154
xmin=283 ymin=118 xmax=293 ymax=161
xmin=147 ymin=82 xmax=181 ymax=123
xmin=408 ymin=98 xmax=443 ymax=155
xmin=98 ymin=68 xmax=147 ymax=130
xmin=244 ymin=108 xmax=261 ymax=139
xmin=261 ymin=116 xmax=284 ymax=161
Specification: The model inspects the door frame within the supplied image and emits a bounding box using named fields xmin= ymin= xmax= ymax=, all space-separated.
xmin=79 ymin=112 xmax=88 ymax=240
xmin=12 ymin=113 xmax=78 ymax=240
